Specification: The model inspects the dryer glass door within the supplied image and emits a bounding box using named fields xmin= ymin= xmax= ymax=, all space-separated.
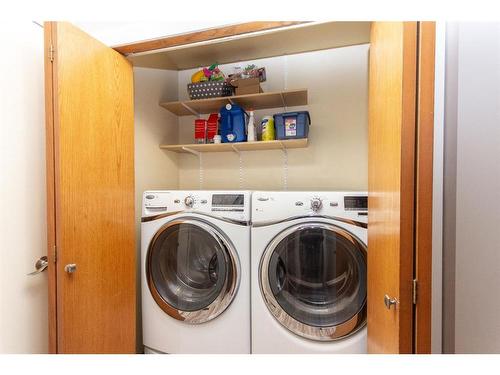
xmin=147 ymin=219 xmax=238 ymax=324
xmin=260 ymin=222 xmax=367 ymax=341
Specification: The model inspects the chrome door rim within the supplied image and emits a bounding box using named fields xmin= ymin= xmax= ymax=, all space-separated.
xmin=146 ymin=218 xmax=240 ymax=324
xmin=259 ymin=222 xmax=367 ymax=341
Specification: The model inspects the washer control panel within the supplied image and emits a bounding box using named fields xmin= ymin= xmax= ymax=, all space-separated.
xmin=142 ymin=191 xmax=251 ymax=221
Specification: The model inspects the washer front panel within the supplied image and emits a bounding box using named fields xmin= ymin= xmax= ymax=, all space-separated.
xmin=146 ymin=218 xmax=239 ymax=324
xmin=259 ymin=222 xmax=367 ymax=341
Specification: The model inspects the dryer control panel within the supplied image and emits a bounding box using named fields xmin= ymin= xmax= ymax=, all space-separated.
xmin=252 ymin=191 xmax=368 ymax=225
xmin=142 ymin=190 xmax=251 ymax=222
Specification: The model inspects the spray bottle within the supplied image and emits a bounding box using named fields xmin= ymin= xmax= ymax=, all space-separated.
xmin=247 ymin=110 xmax=256 ymax=142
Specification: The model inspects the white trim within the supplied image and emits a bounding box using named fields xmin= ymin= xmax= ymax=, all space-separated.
xmin=431 ymin=21 xmax=446 ymax=354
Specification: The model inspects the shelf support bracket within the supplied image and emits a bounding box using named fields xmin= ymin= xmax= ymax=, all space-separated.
xmin=230 ymin=144 xmax=240 ymax=155
xmin=280 ymin=92 xmax=287 ymax=112
xmin=181 ymin=146 xmax=201 ymax=157
xmin=182 ymin=147 xmax=203 ymax=188
xmin=181 ymin=102 xmax=200 ymax=117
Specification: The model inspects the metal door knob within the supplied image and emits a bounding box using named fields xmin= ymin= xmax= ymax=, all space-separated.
xmin=384 ymin=294 xmax=398 ymax=310
xmin=27 ymin=256 xmax=48 ymax=275
xmin=64 ymin=264 xmax=77 ymax=273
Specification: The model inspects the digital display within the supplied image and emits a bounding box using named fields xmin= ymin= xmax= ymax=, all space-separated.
xmin=212 ymin=194 xmax=245 ymax=207
xmin=344 ymin=196 xmax=368 ymax=211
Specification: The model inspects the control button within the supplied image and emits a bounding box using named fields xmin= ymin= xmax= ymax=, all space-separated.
xmin=330 ymin=202 xmax=339 ymax=207
xmin=201 ymin=199 xmax=208 ymax=204
xmin=257 ymin=197 xmax=269 ymax=201
xmin=174 ymin=199 xmax=180 ymax=204
xmin=145 ymin=194 xmax=155 ymax=200
xmin=311 ymin=198 xmax=323 ymax=212
xmin=184 ymin=196 xmax=195 ymax=208
xmin=295 ymin=201 xmax=304 ymax=206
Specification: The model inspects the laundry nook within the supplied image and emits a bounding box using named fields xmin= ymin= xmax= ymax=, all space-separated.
xmin=3 ymin=14 xmax=500 ymax=367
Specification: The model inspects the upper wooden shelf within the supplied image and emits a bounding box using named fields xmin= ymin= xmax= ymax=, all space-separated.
xmin=122 ymin=22 xmax=371 ymax=70
xmin=160 ymin=89 xmax=308 ymax=116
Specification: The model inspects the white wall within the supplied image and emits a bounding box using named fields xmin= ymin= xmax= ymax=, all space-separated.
xmin=444 ymin=22 xmax=500 ymax=353
xmin=133 ymin=67 xmax=179 ymax=351
xmin=454 ymin=22 xmax=500 ymax=353
xmin=177 ymin=46 xmax=369 ymax=191
xmin=0 ymin=22 xmax=48 ymax=353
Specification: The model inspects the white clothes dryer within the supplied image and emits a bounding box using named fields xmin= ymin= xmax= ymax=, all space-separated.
xmin=251 ymin=191 xmax=368 ymax=353
xmin=141 ymin=190 xmax=251 ymax=354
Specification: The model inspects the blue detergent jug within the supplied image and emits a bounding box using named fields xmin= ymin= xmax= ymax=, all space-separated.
xmin=220 ymin=104 xmax=247 ymax=143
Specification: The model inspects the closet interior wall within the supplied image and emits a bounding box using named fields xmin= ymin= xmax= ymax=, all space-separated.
xmin=133 ymin=67 xmax=179 ymax=350
xmin=176 ymin=45 xmax=370 ymax=191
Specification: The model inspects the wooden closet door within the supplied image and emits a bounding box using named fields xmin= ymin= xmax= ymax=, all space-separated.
xmin=367 ymin=22 xmax=418 ymax=353
xmin=367 ymin=21 xmax=435 ymax=353
xmin=44 ymin=22 xmax=136 ymax=353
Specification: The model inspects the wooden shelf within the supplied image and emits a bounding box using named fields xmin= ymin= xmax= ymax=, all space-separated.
xmin=160 ymin=89 xmax=308 ymax=116
xmin=160 ymin=138 xmax=308 ymax=153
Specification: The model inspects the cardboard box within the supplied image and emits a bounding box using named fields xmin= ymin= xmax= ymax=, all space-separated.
xmin=231 ymin=77 xmax=263 ymax=95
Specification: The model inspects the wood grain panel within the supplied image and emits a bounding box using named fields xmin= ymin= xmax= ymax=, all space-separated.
xmin=49 ymin=22 xmax=136 ymax=353
xmin=113 ymin=22 xmax=308 ymax=54
xmin=44 ymin=21 xmax=58 ymax=354
xmin=367 ymin=22 xmax=417 ymax=353
xmin=414 ymin=21 xmax=436 ymax=354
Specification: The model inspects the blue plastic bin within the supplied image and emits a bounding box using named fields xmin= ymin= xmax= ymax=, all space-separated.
xmin=273 ymin=111 xmax=311 ymax=140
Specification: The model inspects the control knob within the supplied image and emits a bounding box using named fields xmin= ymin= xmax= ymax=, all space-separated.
xmin=184 ymin=195 xmax=195 ymax=208
xmin=311 ymin=198 xmax=323 ymax=212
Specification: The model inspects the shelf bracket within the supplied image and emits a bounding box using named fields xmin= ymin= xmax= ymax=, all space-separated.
xmin=181 ymin=146 xmax=201 ymax=157
xmin=231 ymin=144 xmax=240 ymax=155
xmin=280 ymin=92 xmax=287 ymax=112
xmin=182 ymin=147 xmax=203 ymax=188
xmin=181 ymin=102 xmax=200 ymax=117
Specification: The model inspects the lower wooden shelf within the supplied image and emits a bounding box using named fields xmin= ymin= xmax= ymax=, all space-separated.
xmin=159 ymin=138 xmax=308 ymax=153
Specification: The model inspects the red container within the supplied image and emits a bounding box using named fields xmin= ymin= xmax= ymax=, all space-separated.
xmin=195 ymin=119 xmax=207 ymax=143
xmin=206 ymin=113 xmax=219 ymax=143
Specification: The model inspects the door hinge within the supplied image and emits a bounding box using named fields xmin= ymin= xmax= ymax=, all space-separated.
xmin=49 ymin=44 xmax=54 ymax=62
xmin=53 ymin=245 xmax=57 ymax=263
xmin=412 ymin=279 xmax=418 ymax=305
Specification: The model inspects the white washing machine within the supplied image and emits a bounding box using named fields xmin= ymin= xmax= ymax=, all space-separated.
xmin=251 ymin=191 xmax=368 ymax=354
xmin=141 ymin=190 xmax=251 ymax=354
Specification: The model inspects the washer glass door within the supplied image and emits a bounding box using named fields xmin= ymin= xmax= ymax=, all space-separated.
xmin=147 ymin=219 xmax=238 ymax=324
xmin=260 ymin=222 xmax=367 ymax=341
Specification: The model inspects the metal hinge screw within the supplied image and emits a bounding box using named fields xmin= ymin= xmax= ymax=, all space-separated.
xmin=49 ymin=44 xmax=54 ymax=62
